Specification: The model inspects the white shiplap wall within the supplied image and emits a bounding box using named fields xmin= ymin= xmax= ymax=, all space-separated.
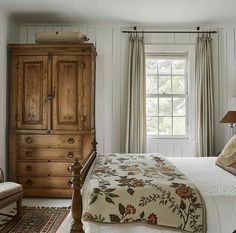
xmin=18 ymin=24 xmax=226 ymax=156
xmin=219 ymin=28 xmax=236 ymax=146
xmin=0 ymin=15 xmax=20 ymax=174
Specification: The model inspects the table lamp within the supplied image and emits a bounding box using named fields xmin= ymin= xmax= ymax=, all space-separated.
xmin=220 ymin=111 xmax=236 ymax=137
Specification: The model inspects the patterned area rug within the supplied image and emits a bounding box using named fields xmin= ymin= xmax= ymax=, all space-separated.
xmin=0 ymin=206 xmax=70 ymax=233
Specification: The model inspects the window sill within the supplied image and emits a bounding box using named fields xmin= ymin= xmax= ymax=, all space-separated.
xmin=147 ymin=135 xmax=189 ymax=140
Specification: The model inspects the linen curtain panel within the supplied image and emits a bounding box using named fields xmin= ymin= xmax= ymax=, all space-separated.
xmin=125 ymin=36 xmax=146 ymax=153
xmin=196 ymin=35 xmax=214 ymax=156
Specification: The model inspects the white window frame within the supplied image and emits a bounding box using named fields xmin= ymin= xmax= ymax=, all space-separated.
xmin=145 ymin=44 xmax=196 ymax=140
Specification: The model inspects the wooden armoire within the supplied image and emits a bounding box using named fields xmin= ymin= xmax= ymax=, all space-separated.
xmin=8 ymin=44 xmax=96 ymax=197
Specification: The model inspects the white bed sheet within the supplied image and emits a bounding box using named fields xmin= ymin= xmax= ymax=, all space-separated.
xmin=83 ymin=157 xmax=236 ymax=233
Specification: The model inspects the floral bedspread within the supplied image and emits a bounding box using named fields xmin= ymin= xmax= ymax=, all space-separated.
xmin=83 ymin=153 xmax=206 ymax=233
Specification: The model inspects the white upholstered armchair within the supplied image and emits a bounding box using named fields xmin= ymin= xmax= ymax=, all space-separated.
xmin=0 ymin=168 xmax=23 ymax=220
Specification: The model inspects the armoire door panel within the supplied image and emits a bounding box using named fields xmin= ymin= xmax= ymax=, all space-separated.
xmin=17 ymin=56 xmax=48 ymax=129
xmin=52 ymin=56 xmax=84 ymax=130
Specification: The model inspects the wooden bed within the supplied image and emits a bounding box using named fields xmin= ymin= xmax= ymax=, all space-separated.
xmin=69 ymin=151 xmax=97 ymax=233
xmin=68 ymin=153 xmax=236 ymax=233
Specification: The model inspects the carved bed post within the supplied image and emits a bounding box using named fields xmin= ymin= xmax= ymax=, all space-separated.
xmin=69 ymin=158 xmax=84 ymax=233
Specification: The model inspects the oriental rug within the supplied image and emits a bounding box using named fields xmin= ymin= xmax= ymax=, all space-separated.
xmin=0 ymin=206 xmax=70 ymax=233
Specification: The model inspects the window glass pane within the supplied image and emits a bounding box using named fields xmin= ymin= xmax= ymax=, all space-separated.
xmin=173 ymin=117 xmax=186 ymax=135
xmin=172 ymin=60 xmax=186 ymax=75
xmin=146 ymin=59 xmax=157 ymax=75
xmin=159 ymin=117 xmax=172 ymax=135
xmin=173 ymin=98 xmax=185 ymax=116
xmin=146 ymin=98 xmax=158 ymax=116
xmin=146 ymin=76 xmax=157 ymax=94
xmin=159 ymin=76 xmax=171 ymax=94
xmin=159 ymin=98 xmax=172 ymax=116
xmin=147 ymin=117 xmax=158 ymax=135
xmin=172 ymin=76 xmax=185 ymax=94
xmin=145 ymin=54 xmax=188 ymax=137
xmin=158 ymin=59 xmax=171 ymax=75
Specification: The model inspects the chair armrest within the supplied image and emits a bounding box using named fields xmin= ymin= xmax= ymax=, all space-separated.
xmin=0 ymin=168 xmax=4 ymax=183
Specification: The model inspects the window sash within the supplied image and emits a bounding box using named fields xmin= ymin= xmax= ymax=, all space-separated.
xmin=146 ymin=54 xmax=189 ymax=138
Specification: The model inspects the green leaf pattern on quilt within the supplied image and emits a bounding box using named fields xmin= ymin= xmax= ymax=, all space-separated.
xmin=83 ymin=153 xmax=206 ymax=233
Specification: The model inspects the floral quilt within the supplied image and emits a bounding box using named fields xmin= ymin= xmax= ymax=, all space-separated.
xmin=83 ymin=153 xmax=206 ymax=233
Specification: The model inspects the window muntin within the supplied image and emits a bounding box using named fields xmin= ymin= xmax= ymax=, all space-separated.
xmin=146 ymin=54 xmax=188 ymax=137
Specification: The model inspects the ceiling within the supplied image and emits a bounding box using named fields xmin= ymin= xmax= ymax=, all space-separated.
xmin=1 ymin=0 xmax=236 ymax=25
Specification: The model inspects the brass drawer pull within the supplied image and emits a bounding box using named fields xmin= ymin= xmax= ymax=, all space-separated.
xmin=25 ymin=165 xmax=32 ymax=172
xmin=67 ymin=180 xmax=72 ymax=187
xmin=25 ymin=136 xmax=33 ymax=144
xmin=67 ymin=152 xmax=74 ymax=158
xmin=46 ymin=130 xmax=51 ymax=134
xmin=68 ymin=137 xmax=75 ymax=144
xmin=25 ymin=151 xmax=32 ymax=157
xmin=26 ymin=179 xmax=33 ymax=186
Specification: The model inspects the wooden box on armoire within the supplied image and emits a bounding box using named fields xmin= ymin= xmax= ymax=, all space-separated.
xmin=8 ymin=44 xmax=96 ymax=197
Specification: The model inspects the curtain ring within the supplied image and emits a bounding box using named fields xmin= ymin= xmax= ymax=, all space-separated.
xmin=130 ymin=31 xmax=133 ymax=39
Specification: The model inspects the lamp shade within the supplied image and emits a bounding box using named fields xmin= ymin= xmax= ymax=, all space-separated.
xmin=220 ymin=111 xmax=236 ymax=123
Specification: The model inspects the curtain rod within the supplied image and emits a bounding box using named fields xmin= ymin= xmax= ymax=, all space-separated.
xmin=122 ymin=26 xmax=217 ymax=34
xmin=122 ymin=30 xmax=217 ymax=34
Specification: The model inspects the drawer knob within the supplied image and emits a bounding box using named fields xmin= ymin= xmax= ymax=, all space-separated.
xmin=25 ymin=165 xmax=32 ymax=172
xmin=68 ymin=137 xmax=75 ymax=144
xmin=25 ymin=136 xmax=33 ymax=144
xmin=25 ymin=151 xmax=32 ymax=157
xmin=67 ymin=152 xmax=74 ymax=158
xmin=26 ymin=179 xmax=33 ymax=186
xmin=67 ymin=180 xmax=72 ymax=187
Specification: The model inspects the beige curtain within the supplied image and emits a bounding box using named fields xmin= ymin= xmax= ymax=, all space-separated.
xmin=125 ymin=36 xmax=146 ymax=153
xmin=196 ymin=35 xmax=214 ymax=156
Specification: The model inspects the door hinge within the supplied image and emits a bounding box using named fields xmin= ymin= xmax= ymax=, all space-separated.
xmin=80 ymin=115 xmax=86 ymax=122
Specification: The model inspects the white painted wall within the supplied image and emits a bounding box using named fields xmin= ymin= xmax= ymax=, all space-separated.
xmin=17 ymin=24 xmax=230 ymax=157
xmin=218 ymin=28 xmax=236 ymax=145
xmin=0 ymin=13 xmax=20 ymax=175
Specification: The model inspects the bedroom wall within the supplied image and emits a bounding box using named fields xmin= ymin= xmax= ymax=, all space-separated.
xmin=12 ymin=23 xmax=234 ymax=156
xmin=0 ymin=13 xmax=20 ymax=174
xmin=219 ymin=28 xmax=236 ymax=143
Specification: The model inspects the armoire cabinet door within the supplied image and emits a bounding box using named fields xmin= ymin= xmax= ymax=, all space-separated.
xmin=52 ymin=55 xmax=85 ymax=130
xmin=17 ymin=56 xmax=48 ymax=129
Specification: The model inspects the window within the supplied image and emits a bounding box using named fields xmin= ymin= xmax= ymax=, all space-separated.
xmin=146 ymin=52 xmax=188 ymax=138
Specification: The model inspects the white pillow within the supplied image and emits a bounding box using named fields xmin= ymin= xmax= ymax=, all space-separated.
xmin=216 ymin=135 xmax=236 ymax=175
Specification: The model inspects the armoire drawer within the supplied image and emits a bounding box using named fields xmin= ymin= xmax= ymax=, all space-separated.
xmin=17 ymin=134 xmax=83 ymax=148
xmin=17 ymin=148 xmax=83 ymax=161
xmin=18 ymin=177 xmax=72 ymax=189
xmin=17 ymin=162 xmax=71 ymax=176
